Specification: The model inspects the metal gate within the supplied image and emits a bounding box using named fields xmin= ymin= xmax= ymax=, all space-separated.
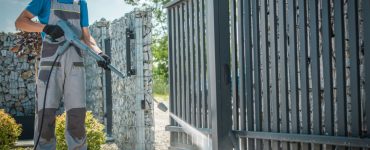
xmin=165 ymin=0 xmax=370 ymax=149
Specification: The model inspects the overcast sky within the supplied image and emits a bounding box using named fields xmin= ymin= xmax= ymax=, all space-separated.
xmin=0 ymin=0 xmax=133 ymax=32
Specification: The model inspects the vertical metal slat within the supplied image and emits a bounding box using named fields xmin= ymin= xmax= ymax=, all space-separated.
xmin=322 ymin=0 xmax=334 ymax=149
xmin=184 ymin=2 xmax=191 ymax=144
xmin=278 ymin=0 xmax=289 ymax=149
xmin=333 ymin=1 xmax=347 ymax=150
xmin=298 ymin=0 xmax=310 ymax=149
xmin=287 ymin=0 xmax=299 ymax=149
xmin=348 ymin=0 xmax=361 ymax=140
xmin=204 ymin=0 xmax=211 ymax=131
xmin=269 ymin=0 xmax=280 ymax=149
xmin=194 ymin=0 xmax=201 ymax=130
xmin=180 ymin=3 xmax=186 ymax=144
xmin=168 ymin=7 xmax=177 ymax=145
xmin=308 ymin=0 xmax=322 ymax=149
xmin=176 ymin=5 xmax=182 ymax=143
xmin=188 ymin=0 xmax=196 ymax=145
xmin=251 ymin=0 xmax=262 ymax=149
xmin=363 ymin=0 xmax=370 ymax=138
xmin=200 ymin=0 xmax=206 ymax=130
xmin=237 ymin=0 xmax=246 ymax=147
xmin=230 ymin=0 xmax=239 ymax=145
xmin=243 ymin=0 xmax=253 ymax=149
xmin=259 ymin=0 xmax=269 ymax=149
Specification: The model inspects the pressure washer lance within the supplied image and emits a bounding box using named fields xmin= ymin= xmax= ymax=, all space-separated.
xmin=57 ymin=20 xmax=126 ymax=78
xmin=34 ymin=20 xmax=127 ymax=150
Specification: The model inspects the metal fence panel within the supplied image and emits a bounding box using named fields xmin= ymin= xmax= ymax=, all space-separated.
xmin=165 ymin=0 xmax=370 ymax=149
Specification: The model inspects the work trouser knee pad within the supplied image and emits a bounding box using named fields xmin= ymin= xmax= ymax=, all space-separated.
xmin=37 ymin=108 xmax=57 ymax=141
xmin=66 ymin=108 xmax=86 ymax=139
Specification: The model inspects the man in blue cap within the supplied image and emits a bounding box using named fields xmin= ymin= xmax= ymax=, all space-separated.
xmin=15 ymin=0 xmax=110 ymax=149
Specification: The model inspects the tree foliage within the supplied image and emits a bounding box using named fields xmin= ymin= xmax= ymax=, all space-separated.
xmin=152 ymin=35 xmax=168 ymax=80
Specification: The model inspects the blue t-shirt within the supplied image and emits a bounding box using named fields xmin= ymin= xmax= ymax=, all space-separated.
xmin=26 ymin=0 xmax=89 ymax=27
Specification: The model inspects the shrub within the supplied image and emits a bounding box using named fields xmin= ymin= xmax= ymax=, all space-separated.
xmin=0 ymin=109 xmax=22 ymax=149
xmin=55 ymin=111 xmax=106 ymax=150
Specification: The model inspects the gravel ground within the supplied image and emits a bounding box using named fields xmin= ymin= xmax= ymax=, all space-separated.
xmin=13 ymin=144 xmax=119 ymax=150
xmin=101 ymin=142 xmax=119 ymax=150
xmin=153 ymin=101 xmax=170 ymax=150
xmin=100 ymin=100 xmax=170 ymax=150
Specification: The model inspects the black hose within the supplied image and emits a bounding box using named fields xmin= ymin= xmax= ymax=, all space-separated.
xmin=34 ymin=54 xmax=60 ymax=150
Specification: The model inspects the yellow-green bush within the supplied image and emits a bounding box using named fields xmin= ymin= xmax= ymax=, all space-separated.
xmin=55 ymin=111 xmax=106 ymax=150
xmin=0 ymin=109 xmax=22 ymax=149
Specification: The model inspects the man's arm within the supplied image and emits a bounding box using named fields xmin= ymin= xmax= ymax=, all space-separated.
xmin=81 ymin=27 xmax=102 ymax=54
xmin=15 ymin=10 xmax=45 ymax=32
xmin=82 ymin=27 xmax=111 ymax=70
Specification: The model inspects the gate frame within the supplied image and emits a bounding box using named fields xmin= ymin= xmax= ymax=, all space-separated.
xmin=206 ymin=0 xmax=233 ymax=149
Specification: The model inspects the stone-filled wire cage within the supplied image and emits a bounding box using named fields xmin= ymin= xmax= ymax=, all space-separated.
xmin=0 ymin=32 xmax=40 ymax=117
xmin=0 ymin=32 xmax=41 ymax=139
xmin=86 ymin=9 xmax=155 ymax=150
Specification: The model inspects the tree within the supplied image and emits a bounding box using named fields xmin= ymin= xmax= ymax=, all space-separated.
xmin=152 ymin=35 xmax=168 ymax=80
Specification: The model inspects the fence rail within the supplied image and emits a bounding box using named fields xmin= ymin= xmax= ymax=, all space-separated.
xmin=166 ymin=0 xmax=370 ymax=149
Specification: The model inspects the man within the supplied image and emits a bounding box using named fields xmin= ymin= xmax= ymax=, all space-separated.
xmin=15 ymin=0 xmax=110 ymax=149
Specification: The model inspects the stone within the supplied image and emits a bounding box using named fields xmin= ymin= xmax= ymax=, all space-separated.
xmin=21 ymin=70 xmax=33 ymax=79
xmin=9 ymin=71 xmax=18 ymax=81
xmin=9 ymin=89 xmax=18 ymax=95
xmin=27 ymin=82 xmax=35 ymax=89
xmin=21 ymin=62 xmax=29 ymax=70
xmin=18 ymin=88 xmax=26 ymax=95
xmin=5 ymin=94 xmax=12 ymax=101
xmin=1 ymin=50 xmax=7 ymax=56
xmin=9 ymin=82 xmax=17 ymax=89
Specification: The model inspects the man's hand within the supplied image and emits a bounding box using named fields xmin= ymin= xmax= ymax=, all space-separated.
xmin=43 ymin=25 xmax=65 ymax=40
xmin=97 ymin=53 xmax=111 ymax=70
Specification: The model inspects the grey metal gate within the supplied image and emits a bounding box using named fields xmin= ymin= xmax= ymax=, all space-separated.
xmin=165 ymin=0 xmax=370 ymax=149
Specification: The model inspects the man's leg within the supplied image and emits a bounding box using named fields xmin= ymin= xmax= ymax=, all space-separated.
xmin=65 ymin=107 xmax=87 ymax=150
xmin=64 ymin=60 xmax=87 ymax=150
xmin=34 ymin=108 xmax=58 ymax=149
xmin=34 ymin=66 xmax=63 ymax=150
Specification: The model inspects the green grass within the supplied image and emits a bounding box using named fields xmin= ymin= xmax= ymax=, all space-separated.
xmin=153 ymin=77 xmax=169 ymax=93
xmin=152 ymin=77 xmax=169 ymax=102
xmin=154 ymin=94 xmax=169 ymax=102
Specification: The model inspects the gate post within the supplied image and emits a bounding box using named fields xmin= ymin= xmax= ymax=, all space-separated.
xmin=206 ymin=0 xmax=233 ymax=149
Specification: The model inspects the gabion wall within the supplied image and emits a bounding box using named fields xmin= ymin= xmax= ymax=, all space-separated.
xmin=0 ymin=33 xmax=38 ymax=116
xmin=87 ymin=10 xmax=154 ymax=150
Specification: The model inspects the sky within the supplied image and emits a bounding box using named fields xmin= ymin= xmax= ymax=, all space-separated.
xmin=0 ymin=0 xmax=134 ymax=32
